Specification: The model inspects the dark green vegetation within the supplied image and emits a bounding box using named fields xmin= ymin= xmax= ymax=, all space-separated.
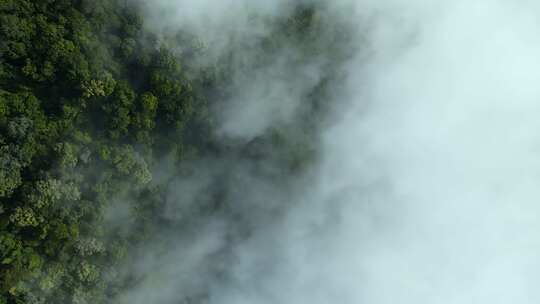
xmin=0 ymin=1 xmax=351 ymax=303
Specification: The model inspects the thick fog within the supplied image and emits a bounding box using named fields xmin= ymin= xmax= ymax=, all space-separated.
xmin=317 ymin=1 xmax=540 ymax=303
xmin=121 ymin=1 xmax=540 ymax=303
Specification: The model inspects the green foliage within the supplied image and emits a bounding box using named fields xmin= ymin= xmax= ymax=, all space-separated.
xmin=10 ymin=207 xmax=42 ymax=227
xmin=81 ymin=72 xmax=116 ymax=98
xmin=0 ymin=1 xmax=341 ymax=303
xmin=109 ymin=145 xmax=152 ymax=185
xmin=0 ymin=146 xmax=23 ymax=197
xmin=0 ymin=1 xmax=169 ymax=301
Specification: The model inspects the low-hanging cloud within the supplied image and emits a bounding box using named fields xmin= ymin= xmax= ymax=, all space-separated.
xmin=118 ymin=0 xmax=540 ymax=303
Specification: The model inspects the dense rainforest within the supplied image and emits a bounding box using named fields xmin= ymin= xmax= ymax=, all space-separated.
xmin=0 ymin=0 xmax=351 ymax=303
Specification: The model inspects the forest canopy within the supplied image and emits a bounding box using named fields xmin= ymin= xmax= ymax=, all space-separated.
xmin=0 ymin=0 xmax=351 ymax=303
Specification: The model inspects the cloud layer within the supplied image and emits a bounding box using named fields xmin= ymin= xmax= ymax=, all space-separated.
xmin=122 ymin=1 xmax=540 ymax=303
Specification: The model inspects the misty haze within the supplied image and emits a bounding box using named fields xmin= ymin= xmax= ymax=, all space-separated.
xmin=1 ymin=0 xmax=540 ymax=303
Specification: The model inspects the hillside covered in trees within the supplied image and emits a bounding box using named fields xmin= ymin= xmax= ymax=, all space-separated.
xmin=0 ymin=1 xmax=352 ymax=303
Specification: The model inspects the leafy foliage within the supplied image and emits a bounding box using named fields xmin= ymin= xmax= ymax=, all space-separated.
xmin=0 ymin=1 xmax=346 ymax=303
